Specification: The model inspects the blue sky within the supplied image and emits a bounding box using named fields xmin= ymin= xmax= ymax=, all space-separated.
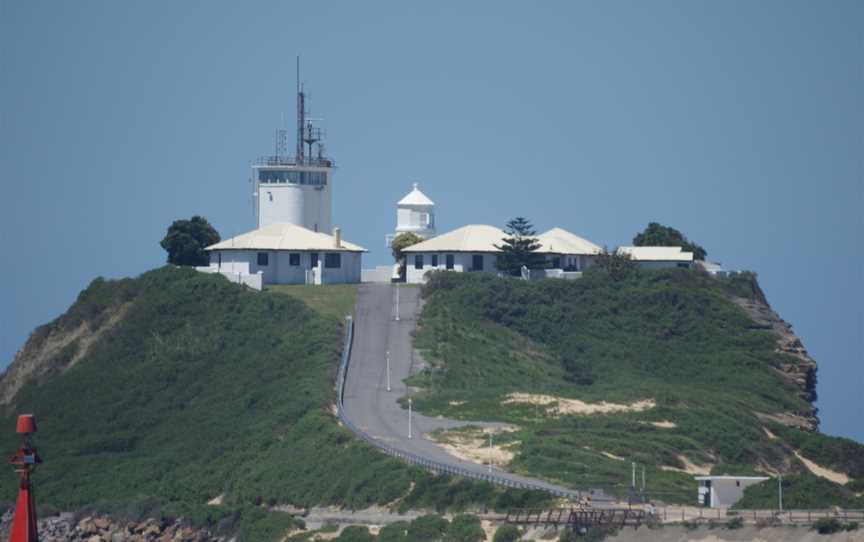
xmin=1 ymin=1 xmax=861 ymax=441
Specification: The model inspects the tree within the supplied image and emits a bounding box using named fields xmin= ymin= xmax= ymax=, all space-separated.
xmin=492 ymin=524 xmax=522 ymax=542
xmin=495 ymin=217 xmax=545 ymax=276
xmin=407 ymin=514 xmax=450 ymax=542
xmin=446 ymin=515 xmax=485 ymax=542
xmin=160 ymin=216 xmax=220 ymax=266
xmin=592 ymin=247 xmax=638 ymax=281
xmin=391 ymin=232 xmax=424 ymax=263
xmin=633 ymin=222 xmax=707 ymax=260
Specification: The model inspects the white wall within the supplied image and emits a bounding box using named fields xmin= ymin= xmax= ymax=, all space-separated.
xmin=395 ymin=204 xmax=435 ymax=238
xmin=208 ymin=249 xmax=361 ymax=285
xmin=256 ymin=168 xmax=332 ymax=232
xmin=404 ymin=252 xmax=498 ymax=284
xmin=635 ymin=261 xmax=692 ymax=271
xmin=698 ymin=478 xmax=768 ymax=508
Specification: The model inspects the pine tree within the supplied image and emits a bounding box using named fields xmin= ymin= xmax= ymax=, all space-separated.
xmin=495 ymin=217 xmax=545 ymax=276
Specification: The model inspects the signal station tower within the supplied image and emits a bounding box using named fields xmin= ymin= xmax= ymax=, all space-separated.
xmin=252 ymin=58 xmax=334 ymax=232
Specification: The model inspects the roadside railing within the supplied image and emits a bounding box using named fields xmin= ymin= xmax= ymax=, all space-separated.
xmin=336 ymin=315 xmax=583 ymax=501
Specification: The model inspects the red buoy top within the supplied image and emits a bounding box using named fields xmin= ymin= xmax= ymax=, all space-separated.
xmin=15 ymin=414 xmax=36 ymax=435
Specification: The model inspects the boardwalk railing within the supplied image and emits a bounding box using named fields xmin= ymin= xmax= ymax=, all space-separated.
xmin=336 ymin=315 xmax=584 ymax=501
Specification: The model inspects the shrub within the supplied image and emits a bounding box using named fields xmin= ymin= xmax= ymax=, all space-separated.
xmin=813 ymin=517 xmax=842 ymax=534
xmin=408 ymin=514 xmax=450 ymax=541
xmin=492 ymin=524 xmax=522 ymax=542
xmin=334 ymin=525 xmax=375 ymax=542
xmin=726 ymin=517 xmax=744 ymax=529
xmin=844 ymin=522 xmax=859 ymax=531
xmin=447 ymin=514 xmax=485 ymax=542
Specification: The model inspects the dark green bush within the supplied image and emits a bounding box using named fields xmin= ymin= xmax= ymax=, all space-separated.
xmin=813 ymin=517 xmax=842 ymax=534
xmin=492 ymin=524 xmax=522 ymax=542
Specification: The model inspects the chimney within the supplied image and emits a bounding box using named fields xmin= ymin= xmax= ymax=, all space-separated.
xmin=333 ymin=227 xmax=341 ymax=248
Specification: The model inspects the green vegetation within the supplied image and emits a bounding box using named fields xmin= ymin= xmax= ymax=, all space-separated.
xmin=495 ymin=217 xmax=544 ymax=275
xmin=159 ymin=216 xmax=220 ymax=266
xmin=736 ymin=472 xmax=863 ymax=509
xmin=633 ymin=222 xmax=707 ymax=260
xmin=265 ymin=283 xmax=359 ymax=319
xmin=0 ymin=268 xmax=547 ymax=541
xmin=408 ymin=270 xmax=863 ymax=504
xmin=492 ymin=524 xmax=522 ymax=542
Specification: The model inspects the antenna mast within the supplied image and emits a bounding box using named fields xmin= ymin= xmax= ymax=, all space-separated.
xmin=296 ymin=56 xmax=305 ymax=163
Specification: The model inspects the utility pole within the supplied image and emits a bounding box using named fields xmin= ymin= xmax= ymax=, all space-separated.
xmin=778 ymin=474 xmax=783 ymax=511
xmin=386 ymin=350 xmax=391 ymax=392
xmin=488 ymin=432 xmax=493 ymax=473
xmin=642 ymin=466 xmax=646 ymax=493
xmin=408 ymin=397 xmax=413 ymax=439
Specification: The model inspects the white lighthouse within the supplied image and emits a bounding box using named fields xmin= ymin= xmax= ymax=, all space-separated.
xmin=386 ymin=183 xmax=436 ymax=246
xmin=252 ymin=63 xmax=333 ymax=232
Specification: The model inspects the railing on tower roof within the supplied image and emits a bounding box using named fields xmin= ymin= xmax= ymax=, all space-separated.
xmin=254 ymin=155 xmax=335 ymax=167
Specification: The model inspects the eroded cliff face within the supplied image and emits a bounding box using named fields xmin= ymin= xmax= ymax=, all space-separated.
xmin=733 ymin=296 xmax=819 ymax=431
xmin=0 ymin=276 xmax=134 ymax=407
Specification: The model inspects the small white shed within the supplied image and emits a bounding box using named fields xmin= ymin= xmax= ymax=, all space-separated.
xmin=202 ymin=223 xmax=366 ymax=287
xmin=695 ymin=475 xmax=769 ymax=508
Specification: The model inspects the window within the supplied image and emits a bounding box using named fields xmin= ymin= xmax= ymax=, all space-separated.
xmin=472 ymin=254 xmax=484 ymax=271
xmin=289 ymin=253 xmax=300 ymax=266
xmin=257 ymin=252 xmax=269 ymax=266
xmin=325 ymin=253 xmax=341 ymax=268
xmin=415 ymin=255 xmax=424 ymax=269
xmin=431 ymin=254 xmax=438 ymax=267
xmin=258 ymin=169 xmax=328 ymax=185
xmin=446 ymin=254 xmax=454 ymax=270
xmin=551 ymin=256 xmax=561 ymax=269
xmin=310 ymin=253 xmax=319 ymax=269
xmin=677 ymin=263 xmax=690 ymax=268
xmin=735 ymin=481 xmax=740 ymax=487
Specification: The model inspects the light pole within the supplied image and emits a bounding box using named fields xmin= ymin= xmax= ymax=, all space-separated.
xmin=488 ymin=432 xmax=493 ymax=473
xmin=386 ymin=350 xmax=391 ymax=392
xmin=395 ymin=285 xmax=400 ymax=322
xmin=778 ymin=474 xmax=783 ymax=511
xmin=408 ymin=397 xmax=413 ymax=439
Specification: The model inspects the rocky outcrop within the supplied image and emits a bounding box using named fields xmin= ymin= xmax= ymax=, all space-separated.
xmin=733 ymin=296 xmax=819 ymax=430
xmin=0 ymin=511 xmax=222 ymax=542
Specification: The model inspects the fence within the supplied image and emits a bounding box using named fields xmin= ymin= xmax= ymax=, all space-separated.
xmin=335 ymin=315 xmax=584 ymax=501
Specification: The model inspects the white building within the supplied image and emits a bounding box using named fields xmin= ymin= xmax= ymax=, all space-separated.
xmin=203 ymin=223 xmax=366 ymax=287
xmin=401 ymin=224 xmax=503 ymax=284
xmin=386 ymin=183 xmax=436 ymax=247
xmin=616 ymin=246 xmax=694 ymax=270
xmin=695 ymin=476 xmax=769 ymax=508
xmin=253 ymin=161 xmax=333 ymax=233
xmin=401 ymin=224 xmax=602 ymax=284
xmin=537 ymin=227 xmax=602 ymax=272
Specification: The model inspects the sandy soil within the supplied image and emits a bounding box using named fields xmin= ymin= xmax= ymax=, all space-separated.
xmin=660 ymin=454 xmax=713 ymax=476
xmin=502 ymin=393 xmax=655 ymax=416
xmin=794 ymin=451 xmax=850 ymax=485
xmin=603 ymin=451 xmax=627 ymax=461
xmin=429 ymin=426 xmax=519 ymax=466
xmin=651 ymin=420 xmax=677 ymax=429
xmin=762 ymin=427 xmax=777 ymax=440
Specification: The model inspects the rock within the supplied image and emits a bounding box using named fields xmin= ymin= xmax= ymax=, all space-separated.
xmin=94 ymin=517 xmax=111 ymax=530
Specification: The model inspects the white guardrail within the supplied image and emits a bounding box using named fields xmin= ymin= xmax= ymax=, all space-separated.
xmin=335 ymin=315 xmax=584 ymax=501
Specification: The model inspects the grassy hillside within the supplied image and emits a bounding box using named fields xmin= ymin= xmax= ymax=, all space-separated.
xmin=409 ymin=269 xmax=864 ymax=506
xmin=0 ymin=267 xmax=547 ymax=541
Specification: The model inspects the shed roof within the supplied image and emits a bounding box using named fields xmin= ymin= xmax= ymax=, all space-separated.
xmin=402 ymin=224 xmax=505 ymax=253
xmin=617 ymin=246 xmax=694 ymax=262
xmin=398 ymin=183 xmax=434 ymax=206
xmin=206 ymin=223 xmax=366 ymax=252
xmin=537 ymin=228 xmax=602 ymax=255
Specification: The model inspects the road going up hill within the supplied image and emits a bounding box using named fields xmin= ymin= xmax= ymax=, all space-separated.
xmin=341 ymin=284 xmax=596 ymax=499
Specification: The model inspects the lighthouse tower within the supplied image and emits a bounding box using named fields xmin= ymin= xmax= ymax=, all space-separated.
xmin=387 ymin=182 xmax=436 ymax=246
xmin=252 ymin=60 xmax=333 ymax=232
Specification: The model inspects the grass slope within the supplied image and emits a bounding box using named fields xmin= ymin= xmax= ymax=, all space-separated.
xmin=0 ymin=268 xmax=548 ymax=541
xmin=409 ymin=270 xmax=864 ymax=506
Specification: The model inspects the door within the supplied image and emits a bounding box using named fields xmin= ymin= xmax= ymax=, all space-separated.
xmin=310 ymin=253 xmax=319 ymax=269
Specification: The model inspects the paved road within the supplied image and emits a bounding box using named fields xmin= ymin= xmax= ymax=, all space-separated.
xmin=342 ymin=283 xmax=585 ymax=497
